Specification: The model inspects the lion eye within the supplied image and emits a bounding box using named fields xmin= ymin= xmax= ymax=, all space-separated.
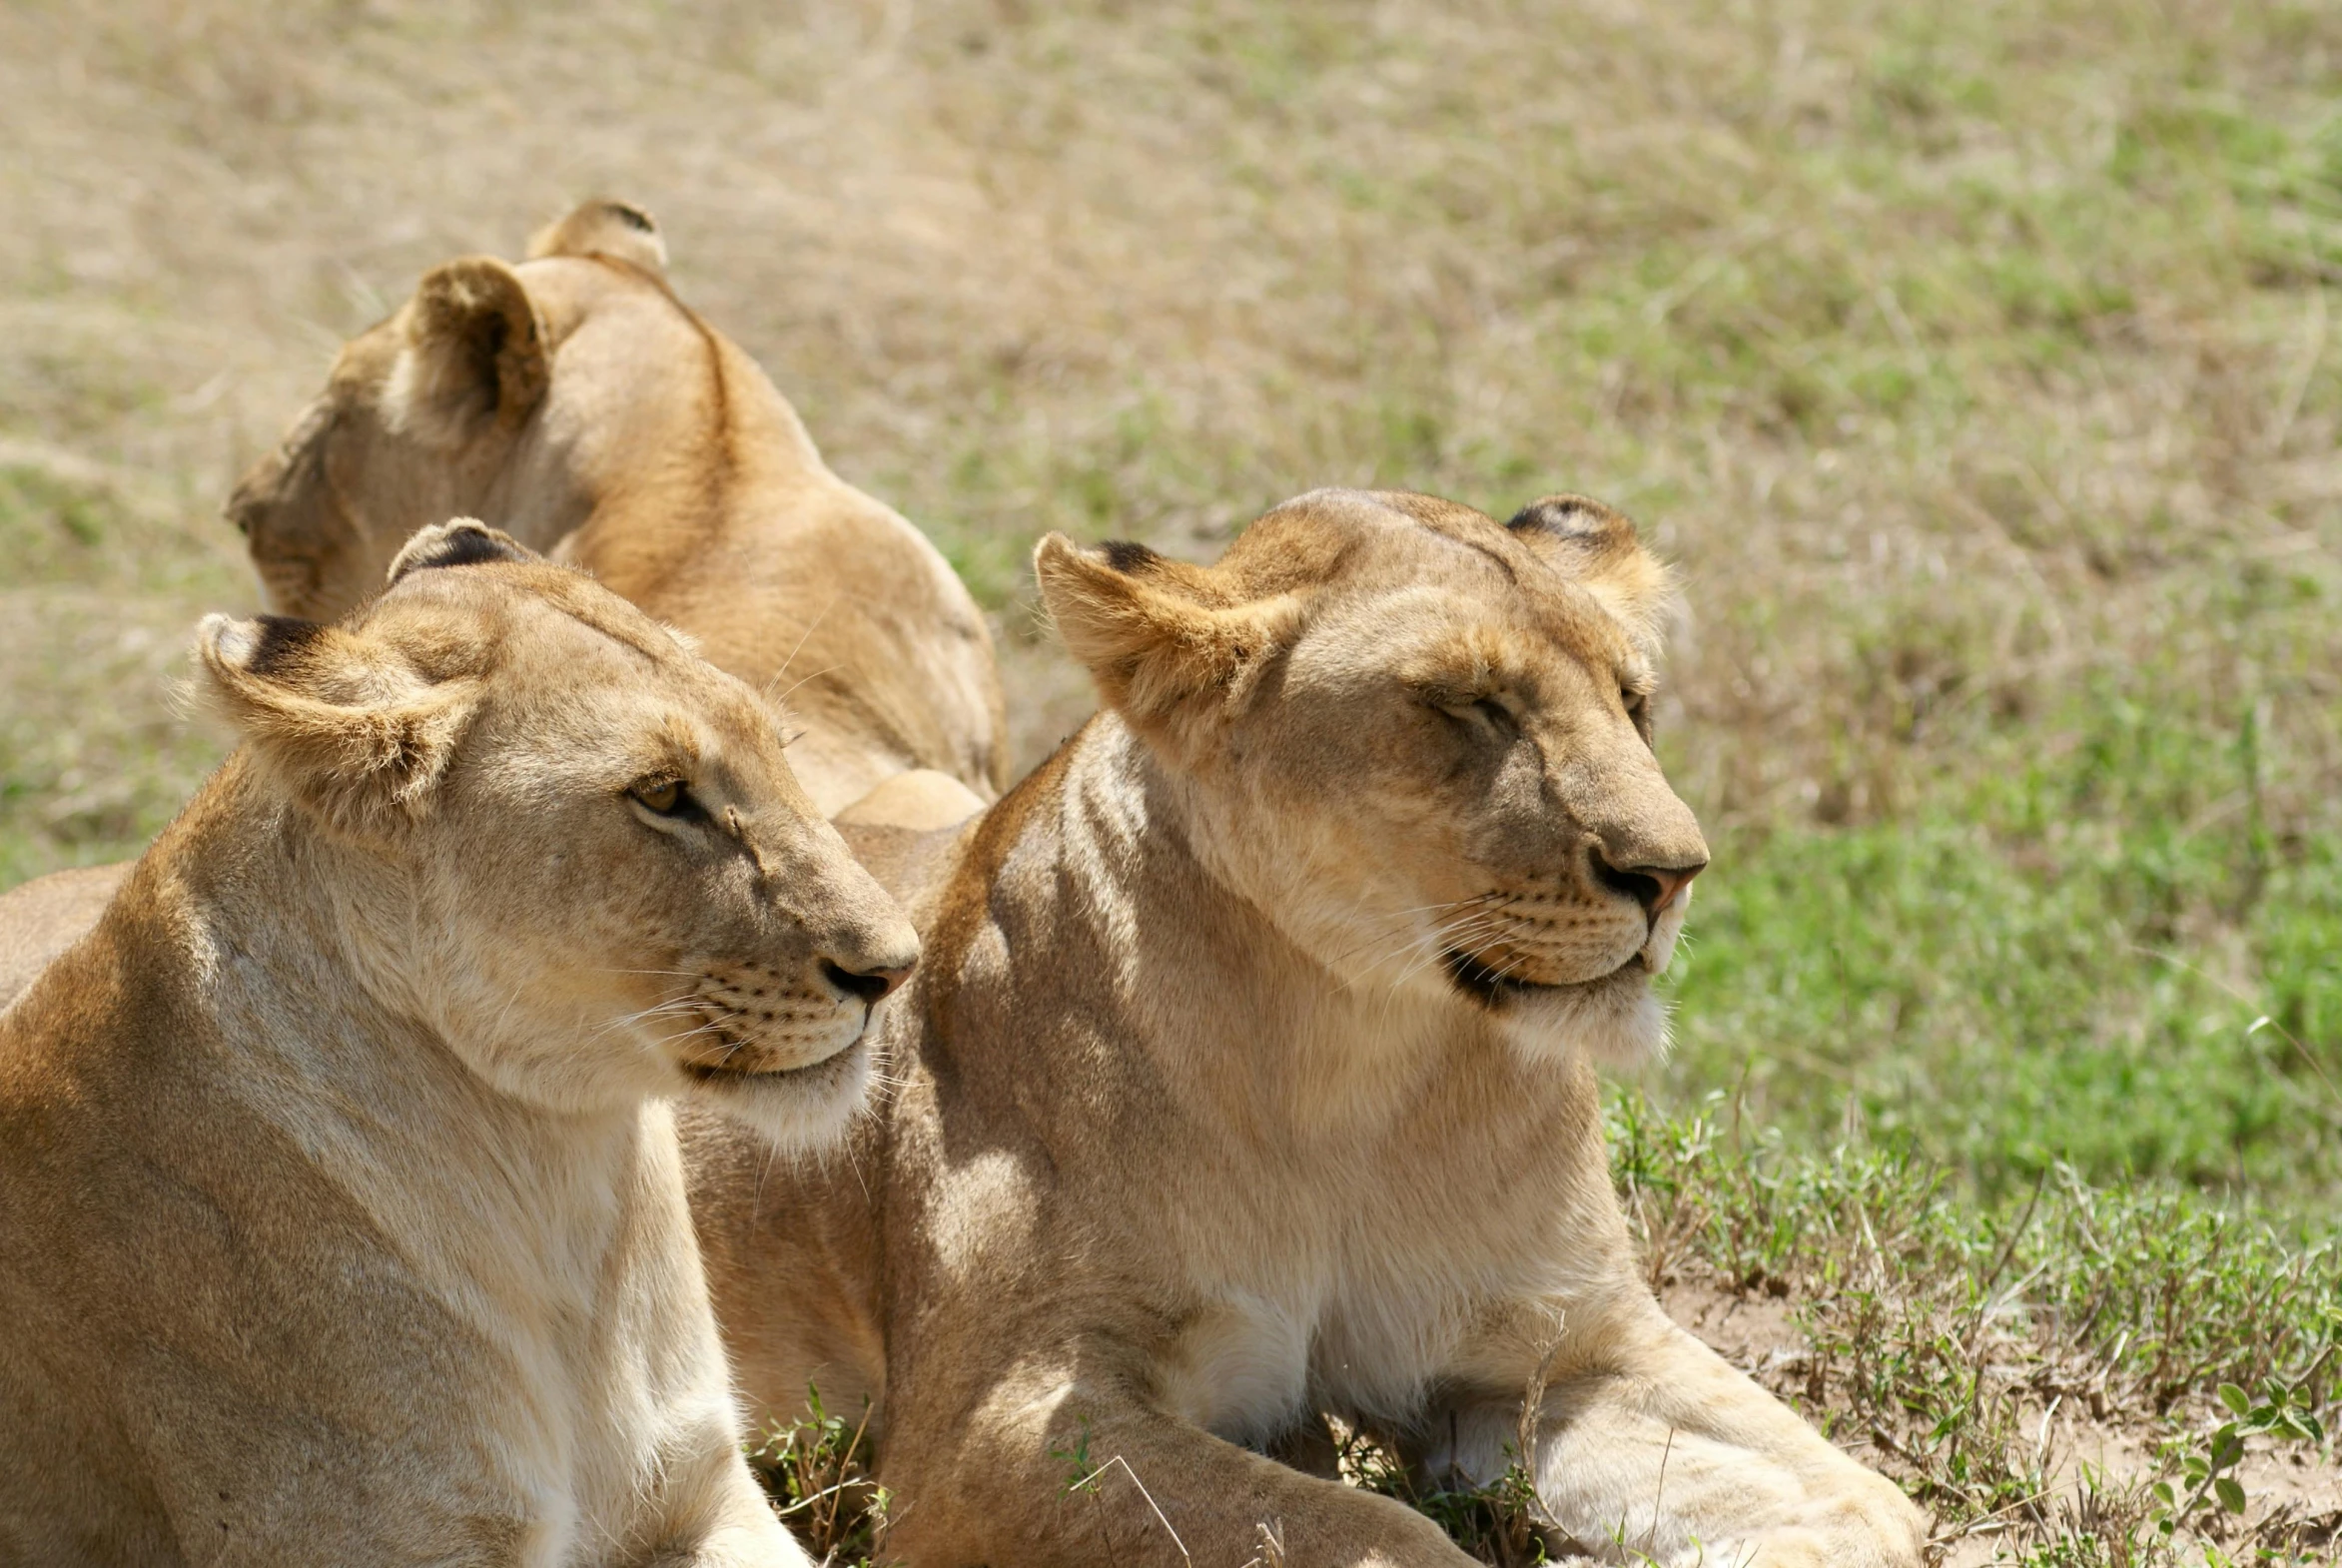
xmin=629 ymin=778 xmax=689 ymax=816
xmin=1622 ymin=688 xmax=1654 ymax=739
xmin=1434 ymin=694 xmax=1518 ymax=742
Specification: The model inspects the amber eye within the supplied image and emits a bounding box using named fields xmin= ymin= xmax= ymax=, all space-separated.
xmin=629 ymin=778 xmax=688 ymax=816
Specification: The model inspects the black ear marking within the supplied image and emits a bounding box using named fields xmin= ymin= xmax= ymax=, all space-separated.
xmin=386 ymin=518 xmax=536 ymax=586
xmin=605 ymin=201 xmax=656 ymax=233
xmin=1506 ymin=494 xmax=1619 ymax=539
xmin=244 ymin=615 xmax=330 ymax=677
xmin=1099 ymin=539 xmax=1164 ymax=574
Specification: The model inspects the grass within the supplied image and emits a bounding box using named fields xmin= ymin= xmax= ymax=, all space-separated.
xmin=0 ymin=453 xmax=245 ymax=887
xmin=1662 ymin=671 xmax=2342 ymax=1201
xmin=1612 ymin=1092 xmax=2340 ymax=1563
xmin=3 ymin=0 xmax=2339 ymax=1561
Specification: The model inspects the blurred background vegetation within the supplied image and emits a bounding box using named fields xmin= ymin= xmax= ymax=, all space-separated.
xmin=3 ymin=0 xmax=2338 ymax=1221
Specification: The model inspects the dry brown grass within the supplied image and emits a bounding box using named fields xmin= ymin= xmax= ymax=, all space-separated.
xmin=7 ymin=0 xmax=2338 ymax=803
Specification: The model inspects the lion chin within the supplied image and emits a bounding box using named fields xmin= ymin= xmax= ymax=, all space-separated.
xmin=679 ymin=1033 xmax=877 ymax=1153
xmin=1491 ymin=966 xmax=1674 ymax=1069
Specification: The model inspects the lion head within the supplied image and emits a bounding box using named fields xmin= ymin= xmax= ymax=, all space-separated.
xmin=1034 ymin=487 xmax=1709 ymax=1065
xmin=196 ymin=518 xmax=920 ymax=1147
xmin=220 ymin=201 xmax=673 ymax=620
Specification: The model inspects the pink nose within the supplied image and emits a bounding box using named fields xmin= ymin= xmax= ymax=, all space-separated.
xmin=1594 ymin=847 xmax=1707 ymax=918
xmin=1642 ymin=863 xmax=1702 ymax=916
xmin=822 ymin=961 xmax=915 ymax=1005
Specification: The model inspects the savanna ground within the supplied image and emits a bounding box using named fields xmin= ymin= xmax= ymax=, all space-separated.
xmin=2 ymin=0 xmax=2337 ymax=1560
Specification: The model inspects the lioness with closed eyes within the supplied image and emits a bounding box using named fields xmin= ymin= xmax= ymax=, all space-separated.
xmin=0 ymin=522 xmax=917 ymax=1566
xmin=685 ymin=489 xmax=1930 ymax=1566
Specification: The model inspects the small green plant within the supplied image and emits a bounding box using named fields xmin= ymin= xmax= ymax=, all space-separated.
xmin=1607 ymin=1092 xmax=2339 ymax=1563
xmin=1340 ymin=1430 xmax=1549 ymax=1568
xmin=1047 ymin=1414 xmax=1194 ymax=1563
xmin=1048 ymin=1414 xmax=1101 ymax=1496
xmin=746 ymin=1383 xmax=891 ymax=1566
xmin=2152 ymin=1375 xmax=2331 ymax=1540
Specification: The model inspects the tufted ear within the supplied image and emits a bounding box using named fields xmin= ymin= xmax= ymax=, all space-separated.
xmin=525 ymin=199 xmax=668 ymax=274
xmin=383 ymin=257 xmax=549 ymax=449
xmin=195 ymin=611 xmax=476 ymax=838
xmin=385 ymin=517 xmax=538 ymax=587
xmin=1505 ymin=494 xmax=1674 ymax=657
xmin=1035 ymin=534 xmax=1293 ymax=749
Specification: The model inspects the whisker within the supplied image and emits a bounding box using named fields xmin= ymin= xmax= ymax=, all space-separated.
xmin=769 ymin=663 xmax=846 ymax=714
xmin=763 ymin=595 xmax=841 ymax=698
xmin=584 ymin=999 xmax=705 ymax=1041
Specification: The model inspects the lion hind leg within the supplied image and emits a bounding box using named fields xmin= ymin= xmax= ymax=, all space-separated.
xmin=884 ymin=1357 xmax=1477 ymax=1568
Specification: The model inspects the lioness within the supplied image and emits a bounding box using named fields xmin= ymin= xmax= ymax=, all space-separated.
xmin=226 ymin=199 xmax=1006 ymax=815
xmin=685 ymin=490 xmax=1930 ymax=1566
xmin=0 ymin=521 xmax=918 ymax=1565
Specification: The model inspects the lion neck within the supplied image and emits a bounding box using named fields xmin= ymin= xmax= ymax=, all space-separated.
xmin=137 ymin=759 xmax=662 ymax=1280
xmin=498 ymin=280 xmax=830 ymax=582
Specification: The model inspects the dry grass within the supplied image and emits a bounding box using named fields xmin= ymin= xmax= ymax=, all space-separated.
xmin=9 ymin=0 xmax=2339 ymax=780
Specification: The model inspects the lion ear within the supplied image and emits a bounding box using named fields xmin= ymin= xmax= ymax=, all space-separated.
xmin=385 ymin=518 xmax=538 ymax=587
xmin=195 ymin=612 xmax=474 ymax=837
xmin=1506 ymin=494 xmax=1674 ymax=656
xmin=1034 ymin=534 xmax=1291 ymax=749
xmin=383 ymin=257 xmax=549 ymax=449
xmin=525 ymin=198 xmax=668 ymax=274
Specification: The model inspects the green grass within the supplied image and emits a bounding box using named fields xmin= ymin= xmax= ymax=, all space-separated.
xmin=0 ymin=457 xmax=244 ymax=887
xmin=1617 ymin=1093 xmax=2342 ymax=1564
xmin=1661 ymin=684 xmax=2342 ymax=1203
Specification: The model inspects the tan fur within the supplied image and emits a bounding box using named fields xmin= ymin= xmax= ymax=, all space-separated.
xmin=0 ymin=864 xmax=126 ymax=1015
xmin=685 ymin=490 xmax=1928 ymax=1566
xmin=224 ymin=199 xmax=1007 ymax=815
xmin=0 ymin=522 xmax=921 ymax=1566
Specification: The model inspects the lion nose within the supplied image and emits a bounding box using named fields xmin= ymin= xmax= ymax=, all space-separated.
xmin=821 ymin=959 xmax=915 ymax=1006
xmin=1590 ymin=847 xmax=1707 ymax=917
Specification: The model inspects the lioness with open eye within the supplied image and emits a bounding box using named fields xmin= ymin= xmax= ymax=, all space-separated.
xmin=0 ymin=521 xmax=916 ymax=1566
xmin=684 ymin=490 xmax=1929 ymax=1566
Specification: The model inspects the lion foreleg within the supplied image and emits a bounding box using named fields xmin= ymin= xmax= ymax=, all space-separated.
xmin=646 ymin=1482 xmax=816 ymax=1568
xmin=1421 ymin=1306 xmax=1927 ymax=1568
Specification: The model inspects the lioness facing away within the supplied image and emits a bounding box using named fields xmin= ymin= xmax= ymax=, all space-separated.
xmin=685 ymin=490 xmax=1929 ymax=1566
xmin=226 ymin=199 xmax=1006 ymax=816
xmin=0 ymin=522 xmax=917 ymax=1566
